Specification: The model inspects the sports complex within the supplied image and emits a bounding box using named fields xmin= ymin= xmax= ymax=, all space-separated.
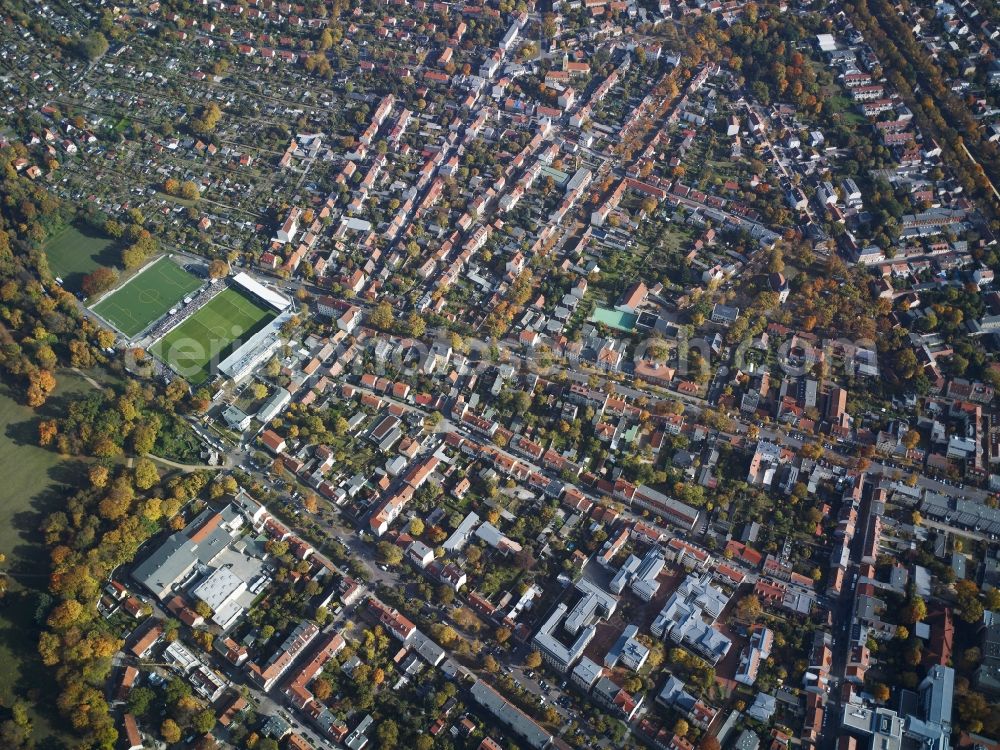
xmin=91 ymin=256 xmax=203 ymax=337
xmin=90 ymin=256 xmax=292 ymax=385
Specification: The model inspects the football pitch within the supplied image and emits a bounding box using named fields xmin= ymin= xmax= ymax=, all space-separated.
xmin=91 ymin=256 xmax=203 ymax=338
xmin=151 ymin=287 xmax=275 ymax=384
xmin=44 ymin=223 xmax=118 ymax=293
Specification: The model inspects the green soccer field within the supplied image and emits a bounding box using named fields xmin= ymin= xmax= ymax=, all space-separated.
xmin=91 ymin=256 xmax=203 ymax=337
xmin=151 ymin=287 xmax=275 ymax=384
xmin=44 ymin=223 xmax=119 ymax=293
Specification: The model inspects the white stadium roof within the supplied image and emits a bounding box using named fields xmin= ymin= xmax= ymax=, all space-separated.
xmin=232 ymin=272 xmax=291 ymax=311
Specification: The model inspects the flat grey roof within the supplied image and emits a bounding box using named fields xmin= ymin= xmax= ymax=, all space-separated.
xmin=471 ymin=680 xmax=551 ymax=749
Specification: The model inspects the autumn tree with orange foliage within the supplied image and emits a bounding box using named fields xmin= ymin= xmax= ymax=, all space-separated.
xmin=38 ymin=419 xmax=58 ymax=446
xmin=26 ymin=369 xmax=56 ymax=407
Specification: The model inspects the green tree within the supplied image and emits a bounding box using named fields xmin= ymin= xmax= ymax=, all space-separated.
xmin=0 ymin=700 xmax=33 ymax=748
xmin=736 ymin=595 xmax=763 ymax=622
xmin=955 ymin=580 xmax=984 ymax=623
xmin=904 ymin=596 xmax=928 ymax=623
xmin=407 ymin=312 xmax=426 ymax=338
xmin=127 ymin=687 xmax=155 ymax=716
xmin=376 ymin=719 xmax=399 ymax=750
xmin=134 ymin=457 xmax=159 ymax=490
xmin=431 ymin=623 xmax=458 ymax=646
xmin=161 ymin=718 xmax=182 ymax=743
xmin=179 ymin=181 xmax=200 ymax=201
xmin=192 ymin=709 xmax=215 ymax=734
xmin=164 ymin=677 xmax=191 ymax=705
xmin=648 ymin=338 xmax=669 ymax=360
xmin=191 ymin=103 xmax=222 ymax=135
xmin=78 ymin=31 xmax=109 ymax=60
xmin=376 ymin=541 xmax=403 ymax=566
xmin=512 ymin=390 xmax=532 ymax=414
xmin=370 ymin=301 xmax=393 ymax=330
xmin=956 ymin=690 xmax=990 ymax=734
xmin=436 ymin=583 xmax=454 ymax=606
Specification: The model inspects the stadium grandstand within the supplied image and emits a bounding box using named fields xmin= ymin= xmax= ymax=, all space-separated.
xmin=231 ymin=272 xmax=291 ymax=312
xmin=217 ymin=311 xmax=293 ymax=384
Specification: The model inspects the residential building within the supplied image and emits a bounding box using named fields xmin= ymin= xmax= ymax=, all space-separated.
xmin=222 ymin=405 xmax=252 ymax=431
xmin=736 ymin=627 xmax=774 ymax=686
xmin=651 ymin=573 xmax=732 ymax=664
xmin=470 ymin=680 xmax=553 ymax=749
xmin=248 ymin=621 xmax=320 ymax=691
xmin=593 ymin=676 xmax=643 ymax=721
xmin=257 ymin=388 xmax=292 ymax=424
